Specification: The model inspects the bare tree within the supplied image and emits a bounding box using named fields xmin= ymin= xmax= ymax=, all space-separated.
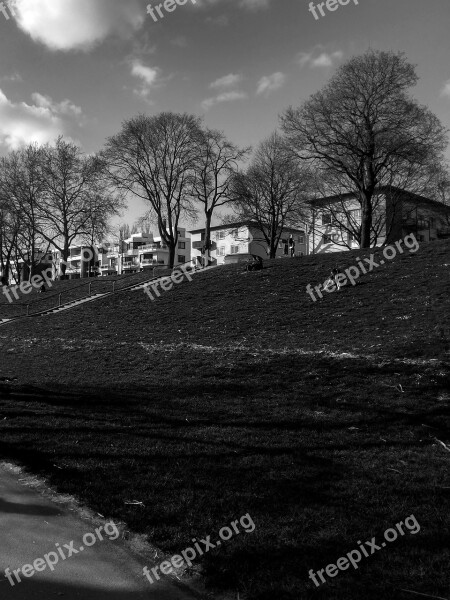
xmin=0 ymin=144 xmax=48 ymax=282
xmin=282 ymin=50 xmax=449 ymax=248
xmin=103 ymin=113 xmax=201 ymax=268
xmin=231 ymin=133 xmax=311 ymax=258
xmin=192 ymin=128 xmax=250 ymax=264
xmin=38 ymin=137 xmax=122 ymax=277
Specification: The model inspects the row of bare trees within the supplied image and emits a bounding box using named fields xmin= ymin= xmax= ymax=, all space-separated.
xmin=2 ymin=50 xmax=449 ymax=279
xmin=104 ymin=50 xmax=450 ymax=265
xmin=0 ymin=137 xmax=123 ymax=283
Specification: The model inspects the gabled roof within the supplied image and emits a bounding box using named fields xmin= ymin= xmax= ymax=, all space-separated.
xmin=308 ymin=186 xmax=450 ymax=214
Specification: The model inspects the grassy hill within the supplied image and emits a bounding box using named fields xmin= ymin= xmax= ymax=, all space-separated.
xmin=0 ymin=269 xmax=170 ymax=318
xmin=0 ymin=239 xmax=449 ymax=600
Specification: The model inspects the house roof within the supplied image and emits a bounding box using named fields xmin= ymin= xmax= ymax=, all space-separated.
xmin=189 ymin=221 xmax=305 ymax=234
xmin=308 ymin=186 xmax=450 ymax=214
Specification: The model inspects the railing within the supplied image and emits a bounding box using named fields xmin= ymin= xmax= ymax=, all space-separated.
xmin=0 ymin=270 xmax=158 ymax=320
xmin=139 ymin=244 xmax=169 ymax=251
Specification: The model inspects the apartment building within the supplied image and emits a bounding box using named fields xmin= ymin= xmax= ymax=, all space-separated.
xmin=308 ymin=187 xmax=450 ymax=254
xmin=34 ymin=229 xmax=192 ymax=281
xmin=189 ymin=222 xmax=308 ymax=266
xmin=97 ymin=228 xmax=191 ymax=276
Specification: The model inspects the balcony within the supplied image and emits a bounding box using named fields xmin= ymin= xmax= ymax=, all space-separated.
xmin=139 ymin=244 xmax=168 ymax=252
xmin=141 ymin=259 xmax=157 ymax=266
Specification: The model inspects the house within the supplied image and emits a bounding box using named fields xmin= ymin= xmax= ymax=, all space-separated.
xmin=308 ymin=187 xmax=450 ymax=254
xmin=189 ymin=222 xmax=308 ymax=266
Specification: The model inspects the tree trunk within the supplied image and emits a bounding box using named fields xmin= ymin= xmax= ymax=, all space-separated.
xmin=168 ymin=244 xmax=175 ymax=269
xmin=204 ymin=211 xmax=213 ymax=266
xmin=61 ymin=247 xmax=69 ymax=279
xmin=360 ymin=193 xmax=373 ymax=248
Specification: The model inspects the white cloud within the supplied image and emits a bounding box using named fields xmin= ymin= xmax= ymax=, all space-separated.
xmin=205 ymin=14 xmax=229 ymax=26
xmin=195 ymin=0 xmax=269 ymax=9
xmin=297 ymin=48 xmax=344 ymax=69
xmin=0 ymin=73 xmax=23 ymax=83
xmin=440 ymin=80 xmax=450 ymax=98
xmin=130 ymin=60 xmax=165 ymax=101
xmin=0 ymin=89 xmax=84 ymax=151
xmin=31 ymin=93 xmax=83 ymax=117
xmin=201 ymin=90 xmax=248 ymax=110
xmin=171 ymin=36 xmax=188 ymax=48
xmin=210 ymin=73 xmax=243 ymax=89
xmin=239 ymin=0 xmax=269 ymax=9
xmin=256 ymin=72 xmax=286 ymax=96
xmin=14 ymin=0 xmax=144 ymax=51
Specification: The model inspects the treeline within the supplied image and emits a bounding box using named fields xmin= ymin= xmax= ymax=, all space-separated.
xmin=2 ymin=49 xmax=450 ymax=280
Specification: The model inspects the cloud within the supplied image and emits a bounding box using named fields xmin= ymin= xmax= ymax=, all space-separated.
xmin=205 ymin=14 xmax=229 ymax=26
xmin=210 ymin=73 xmax=243 ymax=89
xmin=201 ymin=90 xmax=248 ymax=110
xmin=14 ymin=0 xmax=144 ymax=51
xmin=297 ymin=48 xmax=344 ymax=69
xmin=0 ymin=89 xmax=84 ymax=151
xmin=195 ymin=0 xmax=270 ymax=9
xmin=130 ymin=60 xmax=165 ymax=101
xmin=256 ymin=72 xmax=286 ymax=96
xmin=239 ymin=0 xmax=269 ymax=9
xmin=31 ymin=93 xmax=83 ymax=117
xmin=171 ymin=36 xmax=188 ymax=48
xmin=440 ymin=80 xmax=450 ymax=98
xmin=0 ymin=73 xmax=23 ymax=83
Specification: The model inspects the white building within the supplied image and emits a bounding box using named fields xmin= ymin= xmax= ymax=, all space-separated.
xmin=97 ymin=228 xmax=191 ymax=276
xmin=189 ymin=222 xmax=308 ymax=266
xmin=308 ymin=187 xmax=450 ymax=254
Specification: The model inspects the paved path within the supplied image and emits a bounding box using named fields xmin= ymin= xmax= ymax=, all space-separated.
xmin=0 ymin=465 xmax=196 ymax=600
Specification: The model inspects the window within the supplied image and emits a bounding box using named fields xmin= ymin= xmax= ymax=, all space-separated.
xmin=332 ymin=233 xmax=339 ymax=241
xmin=349 ymin=209 xmax=362 ymax=222
xmin=323 ymin=234 xmax=332 ymax=243
xmin=230 ymin=246 xmax=240 ymax=254
xmin=231 ymin=228 xmax=239 ymax=238
xmin=178 ymin=242 xmax=186 ymax=249
xmin=298 ymin=236 xmax=304 ymax=244
xmin=322 ymin=213 xmax=332 ymax=225
xmin=218 ymin=246 xmax=225 ymax=256
xmin=217 ymin=231 xmax=226 ymax=239
xmin=178 ymin=255 xmax=185 ymax=263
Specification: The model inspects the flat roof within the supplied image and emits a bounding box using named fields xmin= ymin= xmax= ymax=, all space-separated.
xmin=189 ymin=221 xmax=305 ymax=234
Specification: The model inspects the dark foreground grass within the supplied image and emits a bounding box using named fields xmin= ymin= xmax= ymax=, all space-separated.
xmin=0 ymin=239 xmax=449 ymax=599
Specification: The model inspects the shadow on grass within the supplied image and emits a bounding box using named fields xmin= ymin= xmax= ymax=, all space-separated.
xmin=2 ymin=579 xmax=178 ymax=600
xmin=0 ymin=353 xmax=449 ymax=600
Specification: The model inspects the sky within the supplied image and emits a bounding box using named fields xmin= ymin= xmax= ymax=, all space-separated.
xmin=0 ymin=0 xmax=450 ymax=231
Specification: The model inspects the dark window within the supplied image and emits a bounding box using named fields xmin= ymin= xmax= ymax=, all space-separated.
xmin=178 ymin=255 xmax=185 ymax=263
xmin=322 ymin=213 xmax=332 ymax=225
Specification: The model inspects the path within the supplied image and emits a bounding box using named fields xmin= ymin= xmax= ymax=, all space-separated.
xmin=0 ymin=464 xmax=197 ymax=600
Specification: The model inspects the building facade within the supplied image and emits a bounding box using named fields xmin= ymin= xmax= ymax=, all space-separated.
xmin=308 ymin=187 xmax=450 ymax=254
xmin=15 ymin=229 xmax=192 ymax=282
xmin=189 ymin=222 xmax=308 ymax=266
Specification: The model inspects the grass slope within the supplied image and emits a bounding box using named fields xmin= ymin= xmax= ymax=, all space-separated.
xmin=0 ymin=240 xmax=449 ymax=600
